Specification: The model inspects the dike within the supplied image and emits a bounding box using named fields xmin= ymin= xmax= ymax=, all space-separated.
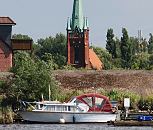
xmin=1 ymin=70 xmax=153 ymax=96
xmin=54 ymin=70 xmax=153 ymax=96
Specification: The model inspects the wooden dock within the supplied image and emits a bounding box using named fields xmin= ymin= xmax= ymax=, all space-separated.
xmin=110 ymin=121 xmax=153 ymax=126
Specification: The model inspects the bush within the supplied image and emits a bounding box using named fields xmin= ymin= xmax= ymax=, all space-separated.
xmin=138 ymin=95 xmax=153 ymax=111
xmin=63 ymin=65 xmax=76 ymax=70
xmin=101 ymin=89 xmax=140 ymax=110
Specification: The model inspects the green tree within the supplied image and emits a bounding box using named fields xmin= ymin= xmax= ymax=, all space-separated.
xmin=131 ymin=53 xmax=150 ymax=70
xmin=106 ymin=28 xmax=116 ymax=58
xmin=35 ymin=33 xmax=67 ymax=69
xmin=9 ymin=51 xmax=59 ymax=101
xmin=114 ymin=37 xmax=121 ymax=58
xmin=41 ymin=53 xmax=58 ymax=69
xmin=120 ymin=28 xmax=132 ymax=68
xmin=141 ymin=39 xmax=148 ymax=53
xmin=149 ymin=54 xmax=153 ymax=69
xmin=130 ymin=37 xmax=139 ymax=55
xmin=148 ymin=33 xmax=153 ymax=54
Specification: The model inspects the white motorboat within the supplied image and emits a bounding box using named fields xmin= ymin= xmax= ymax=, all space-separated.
xmin=19 ymin=93 xmax=117 ymax=123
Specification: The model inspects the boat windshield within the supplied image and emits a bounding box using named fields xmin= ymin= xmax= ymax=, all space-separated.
xmin=95 ymin=97 xmax=104 ymax=109
xmin=82 ymin=97 xmax=93 ymax=107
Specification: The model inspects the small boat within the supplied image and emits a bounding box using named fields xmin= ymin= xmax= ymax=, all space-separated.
xmin=19 ymin=93 xmax=117 ymax=123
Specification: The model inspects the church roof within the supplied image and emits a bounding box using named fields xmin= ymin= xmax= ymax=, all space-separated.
xmin=0 ymin=17 xmax=16 ymax=25
xmin=89 ymin=48 xmax=103 ymax=70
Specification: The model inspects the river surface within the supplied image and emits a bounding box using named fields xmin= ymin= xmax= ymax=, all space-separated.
xmin=0 ymin=124 xmax=152 ymax=130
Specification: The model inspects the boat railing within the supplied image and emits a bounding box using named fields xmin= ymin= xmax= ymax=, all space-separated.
xmin=18 ymin=101 xmax=36 ymax=111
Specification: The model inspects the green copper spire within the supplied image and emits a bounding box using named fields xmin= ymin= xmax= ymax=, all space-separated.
xmin=72 ymin=0 xmax=83 ymax=30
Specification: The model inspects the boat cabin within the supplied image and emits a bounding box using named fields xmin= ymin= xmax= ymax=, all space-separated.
xmin=34 ymin=103 xmax=82 ymax=112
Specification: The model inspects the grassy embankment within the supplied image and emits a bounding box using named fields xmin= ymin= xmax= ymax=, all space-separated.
xmin=55 ymin=70 xmax=153 ymax=110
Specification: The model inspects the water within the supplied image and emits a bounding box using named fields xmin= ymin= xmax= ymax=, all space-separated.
xmin=0 ymin=124 xmax=152 ymax=130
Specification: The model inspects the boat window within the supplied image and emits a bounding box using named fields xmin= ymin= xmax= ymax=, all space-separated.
xmin=36 ymin=103 xmax=44 ymax=110
xmin=64 ymin=106 xmax=67 ymax=111
xmin=72 ymin=106 xmax=76 ymax=111
xmin=67 ymin=106 xmax=76 ymax=112
xmin=43 ymin=105 xmax=77 ymax=112
xmin=82 ymin=97 xmax=93 ymax=107
xmin=95 ymin=97 xmax=104 ymax=109
xmin=56 ymin=106 xmax=59 ymax=111
xmin=45 ymin=105 xmax=56 ymax=111
xmin=40 ymin=104 xmax=43 ymax=108
xmin=74 ymin=99 xmax=83 ymax=104
xmin=68 ymin=106 xmax=71 ymax=111
xmin=42 ymin=105 xmax=47 ymax=110
xmin=55 ymin=105 xmax=69 ymax=112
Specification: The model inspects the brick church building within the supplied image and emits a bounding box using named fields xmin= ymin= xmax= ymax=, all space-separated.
xmin=67 ymin=0 xmax=103 ymax=70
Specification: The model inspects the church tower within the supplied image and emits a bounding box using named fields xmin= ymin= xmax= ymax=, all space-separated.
xmin=67 ymin=0 xmax=90 ymax=68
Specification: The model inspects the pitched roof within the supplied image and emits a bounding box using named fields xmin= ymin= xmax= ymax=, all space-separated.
xmin=89 ymin=48 xmax=103 ymax=70
xmin=0 ymin=17 xmax=16 ymax=25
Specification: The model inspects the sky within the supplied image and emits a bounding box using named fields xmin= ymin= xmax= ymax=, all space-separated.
xmin=1 ymin=0 xmax=153 ymax=48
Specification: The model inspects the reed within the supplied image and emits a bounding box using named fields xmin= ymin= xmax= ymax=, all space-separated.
xmin=1 ymin=106 xmax=13 ymax=124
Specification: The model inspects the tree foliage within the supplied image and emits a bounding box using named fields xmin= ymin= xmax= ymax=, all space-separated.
xmin=129 ymin=37 xmax=139 ymax=55
xmin=35 ymin=33 xmax=67 ymax=69
xmin=114 ymin=37 xmax=121 ymax=58
xmin=2 ymin=51 xmax=59 ymax=104
xmin=148 ymin=33 xmax=153 ymax=54
xmin=131 ymin=53 xmax=150 ymax=70
xmin=120 ymin=28 xmax=132 ymax=68
xmin=106 ymin=28 xmax=116 ymax=58
xmin=104 ymin=28 xmax=153 ymax=70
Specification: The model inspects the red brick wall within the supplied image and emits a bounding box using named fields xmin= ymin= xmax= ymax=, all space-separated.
xmin=0 ymin=41 xmax=12 ymax=72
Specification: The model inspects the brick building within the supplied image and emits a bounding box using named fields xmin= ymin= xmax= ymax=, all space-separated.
xmin=67 ymin=0 xmax=103 ymax=70
xmin=0 ymin=17 xmax=32 ymax=72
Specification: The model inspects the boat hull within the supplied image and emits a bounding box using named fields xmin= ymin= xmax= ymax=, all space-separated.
xmin=74 ymin=113 xmax=117 ymax=123
xmin=19 ymin=111 xmax=117 ymax=123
